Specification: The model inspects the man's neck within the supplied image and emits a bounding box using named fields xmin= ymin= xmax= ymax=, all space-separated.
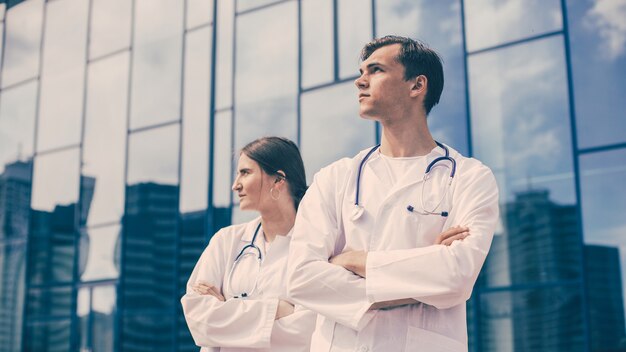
xmin=379 ymin=114 xmax=436 ymax=158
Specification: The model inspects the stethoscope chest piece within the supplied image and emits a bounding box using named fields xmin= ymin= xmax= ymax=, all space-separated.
xmin=351 ymin=205 xmax=365 ymax=221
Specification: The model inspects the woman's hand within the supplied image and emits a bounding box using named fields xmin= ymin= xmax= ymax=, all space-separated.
xmin=192 ymin=282 xmax=225 ymax=301
xmin=275 ymin=300 xmax=294 ymax=320
xmin=435 ymin=226 xmax=470 ymax=246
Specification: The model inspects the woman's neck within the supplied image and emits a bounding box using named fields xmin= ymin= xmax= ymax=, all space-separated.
xmin=260 ymin=206 xmax=296 ymax=242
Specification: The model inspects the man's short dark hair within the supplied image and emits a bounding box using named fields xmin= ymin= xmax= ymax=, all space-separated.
xmin=360 ymin=35 xmax=444 ymax=115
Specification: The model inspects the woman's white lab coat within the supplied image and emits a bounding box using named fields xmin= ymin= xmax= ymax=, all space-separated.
xmin=286 ymin=144 xmax=499 ymax=352
xmin=181 ymin=218 xmax=315 ymax=352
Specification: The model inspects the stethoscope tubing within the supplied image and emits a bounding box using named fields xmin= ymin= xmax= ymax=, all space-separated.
xmin=227 ymin=222 xmax=263 ymax=299
xmin=353 ymin=141 xmax=456 ymax=219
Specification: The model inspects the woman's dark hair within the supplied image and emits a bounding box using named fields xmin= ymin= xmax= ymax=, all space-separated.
xmin=241 ymin=137 xmax=307 ymax=210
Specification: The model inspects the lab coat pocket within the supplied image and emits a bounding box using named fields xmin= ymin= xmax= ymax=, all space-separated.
xmin=405 ymin=326 xmax=466 ymax=352
xmin=411 ymin=213 xmax=447 ymax=246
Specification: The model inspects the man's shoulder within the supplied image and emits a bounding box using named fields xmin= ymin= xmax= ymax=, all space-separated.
xmin=447 ymin=147 xmax=496 ymax=185
xmin=447 ymin=146 xmax=491 ymax=173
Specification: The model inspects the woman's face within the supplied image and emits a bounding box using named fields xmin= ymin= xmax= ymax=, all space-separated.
xmin=232 ymin=153 xmax=274 ymax=211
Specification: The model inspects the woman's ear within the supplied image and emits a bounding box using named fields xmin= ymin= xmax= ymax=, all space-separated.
xmin=275 ymin=170 xmax=286 ymax=184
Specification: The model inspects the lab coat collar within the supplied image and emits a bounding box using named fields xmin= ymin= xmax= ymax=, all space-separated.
xmin=361 ymin=143 xmax=448 ymax=184
xmin=239 ymin=217 xmax=294 ymax=242
xmin=240 ymin=217 xmax=263 ymax=242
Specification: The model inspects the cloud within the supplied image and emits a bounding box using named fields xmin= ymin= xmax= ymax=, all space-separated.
xmin=583 ymin=0 xmax=626 ymax=60
xmin=465 ymin=0 xmax=561 ymax=51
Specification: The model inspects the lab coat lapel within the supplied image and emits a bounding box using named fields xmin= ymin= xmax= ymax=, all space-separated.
xmin=261 ymin=235 xmax=290 ymax=267
xmin=380 ymin=147 xmax=447 ymax=206
xmin=240 ymin=217 xmax=262 ymax=243
xmin=364 ymin=153 xmax=393 ymax=191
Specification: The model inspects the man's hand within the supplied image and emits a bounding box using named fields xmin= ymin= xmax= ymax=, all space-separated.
xmin=434 ymin=226 xmax=469 ymax=246
xmin=192 ymin=282 xmax=225 ymax=301
xmin=330 ymin=250 xmax=368 ymax=277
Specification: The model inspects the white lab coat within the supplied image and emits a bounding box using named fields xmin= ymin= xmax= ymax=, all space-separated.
xmin=287 ymin=144 xmax=499 ymax=352
xmin=181 ymin=218 xmax=316 ymax=352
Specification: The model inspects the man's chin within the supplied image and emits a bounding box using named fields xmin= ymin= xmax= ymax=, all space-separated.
xmin=358 ymin=111 xmax=379 ymax=121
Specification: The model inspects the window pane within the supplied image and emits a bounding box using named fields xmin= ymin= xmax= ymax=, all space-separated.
xmin=122 ymin=182 xmax=179 ymax=309
xmin=77 ymin=287 xmax=90 ymax=351
xmin=187 ymin=0 xmax=213 ymax=29
xmin=478 ymin=287 xmax=584 ymax=351
xmin=338 ymin=0 xmax=372 ymax=79
xmin=127 ymin=125 xmax=180 ymax=185
xmin=213 ymin=110 xmax=232 ymax=207
xmin=469 ymin=37 xmax=580 ymax=287
xmin=215 ymin=0 xmax=234 ymax=109
xmin=567 ymin=0 xmax=626 ymax=149
xmin=27 ymin=286 xmax=73 ymax=318
xmin=580 ymin=148 xmax=626 ymax=351
xmin=234 ymin=2 xmax=298 ymax=150
xmin=122 ymin=313 xmax=173 ymax=351
xmin=29 ymin=149 xmax=80 ymax=285
xmin=24 ymin=319 xmax=71 ymax=352
xmin=36 ymin=0 xmax=88 ymax=152
xmin=464 ymin=0 xmax=562 ymax=52
xmin=237 ymin=0 xmax=283 ymax=13
xmin=130 ymin=0 xmax=184 ymax=129
xmin=301 ymin=0 xmax=333 ymax=88
xmin=78 ymin=285 xmax=116 ymax=352
xmin=79 ymin=225 xmax=120 ymax=281
xmin=82 ymin=52 xmax=129 ymax=226
xmin=375 ymin=0 xmax=468 ymax=154
xmin=0 ymin=242 xmax=26 ymax=351
xmin=180 ymin=26 xmax=212 ymax=213
xmin=301 ymin=81 xmax=375 ymax=182
xmin=0 ymin=161 xmax=32 ymax=241
xmin=1 ymin=0 xmax=43 ymax=88
xmin=92 ymin=285 xmax=116 ymax=352
xmin=31 ymin=149 xmax=80 ymax=212
xmin=0 ymin=24 xmax=4 ymax=69
xmin=124 ymin=126 xmax=179 ymax=312
xmin=90 ymin=0 xmax=132 ymax=59
xmin=0 ymin=81 xmax=37 ymax=173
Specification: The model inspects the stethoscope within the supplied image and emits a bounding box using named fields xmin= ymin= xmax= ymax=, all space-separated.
xmin=351 ymin=141 xmax=456 ymax=221
xmin=226 ymin=223 xmax=263 ymax=299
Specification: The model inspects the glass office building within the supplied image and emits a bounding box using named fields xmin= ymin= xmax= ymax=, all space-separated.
xmin=0 ymin=0 xmax=624 ymax=350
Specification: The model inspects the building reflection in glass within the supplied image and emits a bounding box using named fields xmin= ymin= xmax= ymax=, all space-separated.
xmin=0 ymin=161 xmax=31 ymax=351
xmin=478 ymin=188 xmax=626 ymax=351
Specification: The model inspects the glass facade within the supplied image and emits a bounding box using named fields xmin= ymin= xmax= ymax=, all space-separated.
xmin=0 ymin=0 xmax=624 ymax=351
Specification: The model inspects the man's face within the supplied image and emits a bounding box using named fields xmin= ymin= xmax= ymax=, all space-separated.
xmin=354 ymin=44 xmax=414 ymax=121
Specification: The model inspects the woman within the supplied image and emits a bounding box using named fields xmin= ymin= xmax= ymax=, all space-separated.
xmin=181 ymin=137 xmax=315 ymax=351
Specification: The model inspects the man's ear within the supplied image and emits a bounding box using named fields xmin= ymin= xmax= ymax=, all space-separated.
xmin=410 ymin=75 xmax=427 ymax=97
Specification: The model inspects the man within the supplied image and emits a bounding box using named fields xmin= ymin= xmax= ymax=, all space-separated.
xmin=286 ymin=36 xmax=499 ymax=351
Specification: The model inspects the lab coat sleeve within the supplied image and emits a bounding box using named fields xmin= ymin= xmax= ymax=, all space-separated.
xmin=365 ymin=164 xmax=499 ymax=309
xmin=181 ymin=230 xmax=279 ymax=348
xmin=271 ymin=304 xmax=317 ymax=349
xmin=287 ymin=165 xmax=376 ymax=331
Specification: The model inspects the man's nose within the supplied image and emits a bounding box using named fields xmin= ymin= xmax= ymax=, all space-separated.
xmin=355 ymin=75 xmax=368 ymax=89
